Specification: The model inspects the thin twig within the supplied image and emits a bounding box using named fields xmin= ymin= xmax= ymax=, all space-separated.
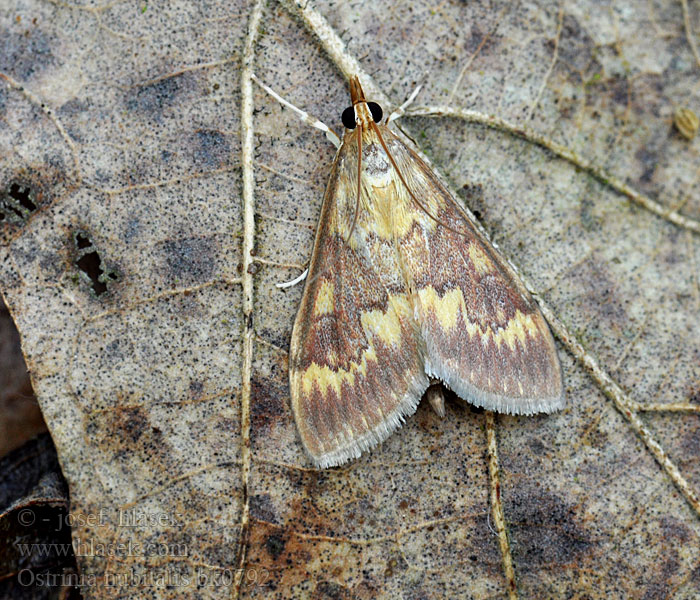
xmin=485 ymin=412 xmax=518 ymax=600
xmin=235 ymin=0 xmax=265 ymax=596
xmin=628 ymin=401 xmax=700 ymax=413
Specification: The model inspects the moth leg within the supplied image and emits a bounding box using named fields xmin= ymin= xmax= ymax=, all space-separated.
xmin=387 ymin=84 xmax=423 ymax=124
xmin=251 ymin=74 xmax=341 ymax=148
xmin=425 ymin=378 xmax=446 ymax=418
xmin=276 ymin=268 xmax=308 ymax=290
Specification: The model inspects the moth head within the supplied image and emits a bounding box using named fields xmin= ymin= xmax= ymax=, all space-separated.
xmin=341 ymin=102 xmax=383 ymax=129
xmin=342 ymin=76 xmax=383 ymax=129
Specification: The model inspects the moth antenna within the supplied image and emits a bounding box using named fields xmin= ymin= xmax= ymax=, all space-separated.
xmin=370 ymin=121 xmax=470 ymax=238
xmin=387 ymin=84 xmax=423 ymax=124
xmin=345 ymin=121 xmax=363 ymax=244
xmin=276 ymin=268 xmax=308 ymax=289
xmin=251 ymin=73 xmax=341 ymax=148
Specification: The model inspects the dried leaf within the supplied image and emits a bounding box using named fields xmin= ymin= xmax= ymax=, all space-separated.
xmin=1 ymin=1 xmax=699 ymax=598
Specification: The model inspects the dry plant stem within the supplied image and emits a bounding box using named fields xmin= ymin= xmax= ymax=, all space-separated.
xmin=485 ymin=412 xmax=518 ymax=600
xmin=630 ymin=402 xmax=700 ymax=413
xmin=535 ymin=295 xmax=700 ymax=518
xmin=236 ymin=0 xmax=265 ymax=595
xmin=405 ymin=105 xmax=700 ymax=234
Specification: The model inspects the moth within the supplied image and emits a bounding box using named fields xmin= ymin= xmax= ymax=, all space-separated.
xmin=285 ymin=77 xmax=564 ymax=468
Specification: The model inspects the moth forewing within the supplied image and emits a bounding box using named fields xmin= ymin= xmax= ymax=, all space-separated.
xmin=383 ymin=126 xmax=565 ymax=415
xmin=288 ymin=144 xmax=429 ymax=468
xmin=289 ymin=77 xmax=564 ymax=469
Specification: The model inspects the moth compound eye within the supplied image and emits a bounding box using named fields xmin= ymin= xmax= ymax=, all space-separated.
xmin=341 ymin=106 xmax=357 ymax=129
xmin=368 ymin=102 xmax=383 ymax=123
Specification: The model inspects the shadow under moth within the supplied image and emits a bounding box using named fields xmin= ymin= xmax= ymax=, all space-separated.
xmin=274 ymin=76 xmax=565 ymax=468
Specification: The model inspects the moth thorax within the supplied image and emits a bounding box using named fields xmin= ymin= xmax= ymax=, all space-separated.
xmin=362 ymin=142 xmax=393 ymax=188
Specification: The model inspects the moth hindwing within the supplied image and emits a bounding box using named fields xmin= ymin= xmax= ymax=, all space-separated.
xmin=288 ymin=77 xmax=564 ymax=468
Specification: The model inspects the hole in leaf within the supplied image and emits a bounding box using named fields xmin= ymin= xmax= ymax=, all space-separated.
xmin=75 ymin=232 xmax=92 ymax=249
xmin=1 ymin=181 xmax=38 ymax=223
xmin=76 ymin=251 xmax=107 ymax=296
xmin=9 ymin=183 xmax=37 ymax=212
xmin=73 ymin=232 xmax=119 ymax=297
xmin=3 ymin=202 xmax=24 ymax=219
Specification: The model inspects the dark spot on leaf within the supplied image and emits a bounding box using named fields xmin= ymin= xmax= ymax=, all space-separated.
xmin=0 ymin=26 xmax=55 ymax=80
xmin=126 ymin=72 xmax=197 ymax=119
xmin=569 ymin=256 xmax=625 ymax=327
xmin=604 ymin=74 xmax=630 ymax=106
xmin=192 ymin=129 xmax=231 ymax=168
xmin=689 ymin=383 xmax=700 ymax=404
xmin=250 ymin=493 xmax=279 ymax=524
xmin=681 ymin=427 xmax=700 ymax=457
xmin=160 ymin=236 xmax=217 ymax=285
xmin=115 ymin=406 xmax=148 ymax=444
xmin=251 ymin=375 xmax=287 ymax=438
xmin=507 ymin=486 xmax=592 ymax=566
xmin=558 ymin=15 xmax=597 ymax=73
xmin=315 ymin=581 xmax=352 ymax=599
xmin=660 ymin=516 xmax=691 ymax=544
xmin=463 ymin=24 xmax=495 ymax=55
xmin=635 ymin=146 xmax=659 ymax=185
xmin=105 ymin=339 xmax=123 ymax=360
xmin=527 ymin=437 xmax=546 ymax=455
xmin=264 ymin=533 xmax=287 ymax=560
xmin=87 ymin=407 xmax=169 ymax=470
